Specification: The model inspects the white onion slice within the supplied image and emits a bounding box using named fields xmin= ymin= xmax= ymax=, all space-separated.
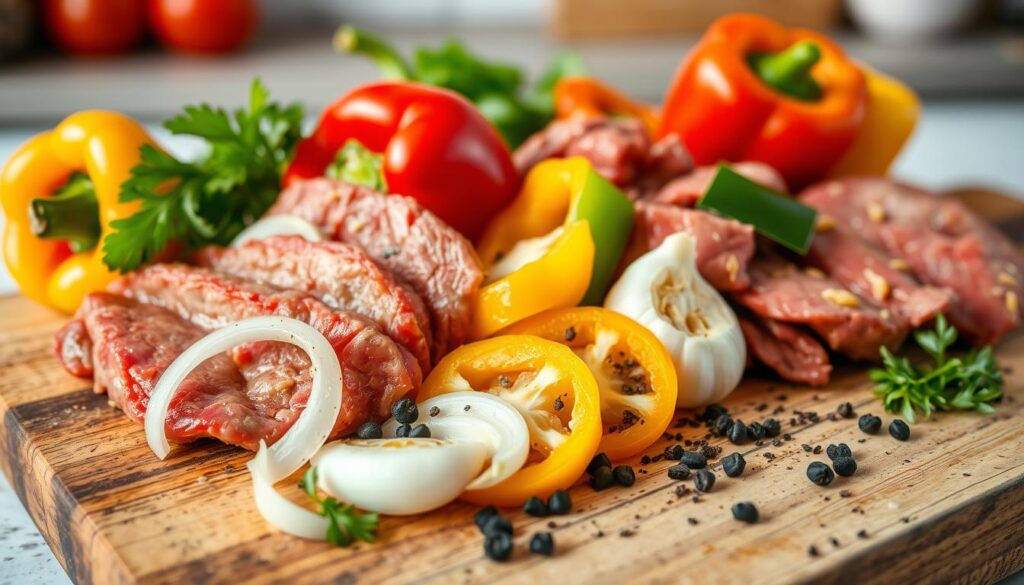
xmin=248 ymin=442 xmax=330 ymax=539
xmin=312 ymin=438 xmax=488 ymax=515
xmin=381 ymin=392 xmax=529 ymax=490
xmin=231 ymin=215 xmax=324 ymax=247
xmin=145 ymin=316 xmax=342 ymax=481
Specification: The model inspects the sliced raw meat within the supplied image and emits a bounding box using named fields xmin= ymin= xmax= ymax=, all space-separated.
xmin=513 ymin=117 xmax=692 ymax=194
xmin=801 ymin=178 xmax=1023 ymax=345
xmin=732 ymin=254 xmax=906 ymax=360
xmin=56 ymin=293 xmax=292 ymax=450
xmin=108 ymin=263 xmax=422 ymax=436
xmin=739 ymin=316 xmax=831 ymax=386
xmin=195 ymin=236 xmax=432 ymax=372
xmin=266 ymin=178 xmax=482 ymax=358
xmin=622 ymin=201 xmax=755 ymax=291
xmin=805 ymin=228 xmax=951 ymax=327
xmin=650 ymin=162 xmax=788 ymax=207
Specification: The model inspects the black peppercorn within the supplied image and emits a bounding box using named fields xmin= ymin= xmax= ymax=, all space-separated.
xmin=680 ymin=451 xmax=707 ymax=469
xmin=694 ymin=469 xmax=716 ymax=492
xmin=837 ymin=402 xmax=855 ymax=418
xmin=762 ymin=418 xmax=781 ymax=438
xmin=665 ymin=444 xmax=684 ymax=460
xmin=524 ymin=496 xmax=547 ymax=517
xmin=391 ymin=398 xmax=418 ymax=425
xmin=807 ymin=462 xmax=835 ymax=486
xmin=586 ymin=452 xmax=612 ymax=475
xmin=484 ymin=532 xmax=513 ymax=561
xmin=729 ymin=420 xmax=748 ymax=444
xmin=408 ymin=423 xmax=431 ymax=438
xmin=826 ymin=443 xmax=852 ymax=461
xmin=474 ymin=506 xmax=498 ymax=531
xmin=714 ymin=414 xmax=733 ymax=435
xmin=482 ymin=514 xmax=513 ymax=538
xmin=747 ymin=422 xmax=766 ymax=441
xmin=832 ymin=456 xmax=857 ymax=477
xmin=889 ymin=419 xmax=910 ymax=441
xmin=529 ymin=532 xmax=555 ymax=556
xmin=395 ymin=424 xmax=412 ymax=438
xmin=858 ymin=414 xmax=882 ymax=434
xmin=613 ymin=465 xmax=636 ymax=487
xmin=547 ymin=490 xmax=572 ymax=515
xmin=355 ymin=421 xmax=383 ymax=439
xmin=590 ymin=466 xmax=614 ymax=491
xmin=703 ymin=403 xmax=728 ymax=421
xmin=667 ymin=464 xmax=692 ymax=480
xmin=731 ymin=502 xmax=759 ymax=523
xmin=722 ymin=452 xmax=746 ymax=477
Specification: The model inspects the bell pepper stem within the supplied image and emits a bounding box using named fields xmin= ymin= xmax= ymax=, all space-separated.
xmin=748 ymin=41 xmax=823 ymax=102
xmin=326 ymin=139 xmax=389 ymax=192
xmin=334 ymin=25 xmax=416 ymax=81
xmin=29 ymin=173 xmax=101 ymax=253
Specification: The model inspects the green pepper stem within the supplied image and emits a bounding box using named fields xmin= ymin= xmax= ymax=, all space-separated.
xmin=326 ymin=139 xmax=388 ymax=192
xmin=30 ymin=174 xmax=101 ymax=253
xmin=334 ymin=25 xmax=416 ymax=81
xmin=748 ymin=41 xmax=823 ymax=102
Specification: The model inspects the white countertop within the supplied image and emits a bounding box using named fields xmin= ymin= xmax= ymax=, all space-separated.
xmin=0 ymin=101 xmax=1022 ymax=585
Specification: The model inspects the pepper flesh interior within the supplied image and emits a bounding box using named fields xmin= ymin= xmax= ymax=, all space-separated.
xmin=485 ymin=226 xmax=565 ymax=284
xmin=572 ymin=328 xmax=654 ymax=434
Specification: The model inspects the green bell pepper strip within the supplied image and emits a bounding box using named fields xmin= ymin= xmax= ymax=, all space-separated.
xmin=697 ymin=164 xmax=818 ymax=254
xmin=477 ymin=156 xmax=635 ymax=306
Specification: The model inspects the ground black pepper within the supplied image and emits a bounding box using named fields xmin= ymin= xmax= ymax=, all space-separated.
xmin=889 ymin=419 xmax=911 ymax=441
xmin=553 ymin=396 xmax=564 ymax=411
xmin=858 ymin=414 xmax=882 ymax=434
xmin=355 ymin=421 xmax=383 ymax=439
xmin=807 ymin=462 xmax=835 ymax=486
xmin=529 ymin=532 xmax=555 ymax=556
xmin=731 ymin=502 xmax=759 ymax=523
xmin=694 ymin=469 xmax=716 ymax=492
xmin=687 ymin=517 xmax=699 ymax=525
xmin=808 ymin=545 xmax=820 ymax=557
xmin=722 ymin=452 xmax=746 ymax=477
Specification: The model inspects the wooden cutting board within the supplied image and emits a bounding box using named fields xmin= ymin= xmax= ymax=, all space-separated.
xmin=2 ymin=189 xmax=1023 ymax=585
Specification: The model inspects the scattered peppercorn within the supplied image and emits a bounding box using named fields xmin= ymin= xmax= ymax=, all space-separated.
xmin=524 ymin=496 xmax=547 ymax=517
xmin=807 ymin=462 xmax=835 ymax=486
xmin=474 ymin=506 xmax=498 ymax=530
xmin=356 ymin=421 xmax=383 ymax=439
xmin=832 ymin=457 xmax=857 ymax=477
xmin=482 ymin=515 xmax=513 ymax=538
xmin=858 ymin=414 xmax=882 ymax=434
xmin=694 ymin=469 xmax=716 ymax=493
xmin=714 ymin=414 xmax=733 ymax=435
xmin=395 ymin=424 xmax=412 ymax=438
xmin=729 ymin=420 xmax=749 ymax=444
xmin=590 ymin=466 xmax=615 ymax=491
xmin=665 ymin=444 xmax=684 ymax=460
xmin=747 ymin=422 xmax=766 ymax=441
xmin=429 ymin=405 xmax=440 ymax=417
xmin=587 ymin=452 xmax=612 ymax=475
xmin=391 ymin=398 xmax=418 ymax=425
xmin=484 ymin=532 xmax=513 ymax=561
xmin=408 ymin=424 xmax=431 ymax=438
xmin=812 ymin=445 xmax=822 ymax=455
xmin=763 ymin=418 xmax=781 ymax=438
xmin=837 ymin=402 xmax=855 ymax=418
xmin=667 ymin=464 xmax=692 ymax=480
xmin=722 ymin=452 xmax=746 ymax=477
xmin=529 ymin=532 xmax=555 ymax=556
xmin=687 ymin=517 xmax=699 ymax=525
xmin=731 ymin=502 xmax=759 ymax=523
xmin=808 ymin=544 xmax=820 ymax=557
xmin=826 ymin=443 xmax=852 ymax=461
xmin=547 ymin=490 xmax=572 ymax=515
xmin=680 ymin=451 xmax=707 ymax=469
xmin=564 ymin=326 xmax=577 ymax=341
xmin=702 ymin=404 xmax=728 ymax=421
xmin=613 ymin=465 xmax=636 ymax=487
xmin=889 ymin=419 xmax=910 ymax=441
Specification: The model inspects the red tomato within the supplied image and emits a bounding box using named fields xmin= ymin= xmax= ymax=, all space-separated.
xmin=147 ymin=0 xmax=258 ymax=54
xmin=43 ymin=0 xmax=146 ymax=55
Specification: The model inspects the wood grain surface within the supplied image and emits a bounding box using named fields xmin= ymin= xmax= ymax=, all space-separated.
xmin=1 ymin=190 xmax=1022 ymax=585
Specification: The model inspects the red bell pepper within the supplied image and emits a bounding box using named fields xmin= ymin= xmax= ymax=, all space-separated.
xmin=284 ymin=81 xmax=519 ymax=239
xmin=657 ymin=14 xmax=867 ymax=190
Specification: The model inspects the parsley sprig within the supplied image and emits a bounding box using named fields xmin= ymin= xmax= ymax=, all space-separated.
xmin=299 ymin=467 xmax=378 ymax=547
xmin=870 ymin=315 xmax=1003 ymax=423
xmin=102 ymin=78 xmax=304 ymax=272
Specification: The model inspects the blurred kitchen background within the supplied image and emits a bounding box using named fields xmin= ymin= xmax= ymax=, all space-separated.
xmin=1 ymin=2 xmax=1023 ymax=584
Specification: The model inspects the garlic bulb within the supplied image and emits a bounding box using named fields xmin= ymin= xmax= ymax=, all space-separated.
xmin=605 ymin=233 xmax=745 ymax=407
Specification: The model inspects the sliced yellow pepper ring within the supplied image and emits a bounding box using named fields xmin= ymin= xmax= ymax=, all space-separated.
xmin=502 ymin=307 xmax=678 ymax=461
xmin=470 ymin=220 xmax=594 ymax=340
xmin=417 ymin=335 xmax=602 ymax=507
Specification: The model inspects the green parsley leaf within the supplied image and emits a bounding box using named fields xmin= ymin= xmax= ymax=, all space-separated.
xmin=870 ymin=315 xmax=1003 ymax=423
xmin=299 ymin=466 xmax=378 ymax=547
xmin=102 ymin=78 xmax=304 ymax=272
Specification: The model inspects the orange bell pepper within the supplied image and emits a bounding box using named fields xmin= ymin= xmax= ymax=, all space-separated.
xmin=1 ymin=111 xmax=154 ymax=313
xmin=502 ymin=307 xmax=677 ymax=461
xmin=417 ymin=335 xmax=602 ymax=507
xmin=554 ymin=76 xmax=660 ymax=136
xmin=658 ymin=13 xmax=867 ymax=190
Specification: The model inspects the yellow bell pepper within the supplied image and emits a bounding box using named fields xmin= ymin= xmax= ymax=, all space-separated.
xmin=471 ymin=220 xmax=595 ymax=339
xmin=828 ymin=67 xmax=920 ymax=178
xmin=477 ymin=157 xmax=633 ymax=306
xmin=1 ymin=111 xmax=153 ymax=313
xmin=417 ymin=334 xmax=602 ymax=507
